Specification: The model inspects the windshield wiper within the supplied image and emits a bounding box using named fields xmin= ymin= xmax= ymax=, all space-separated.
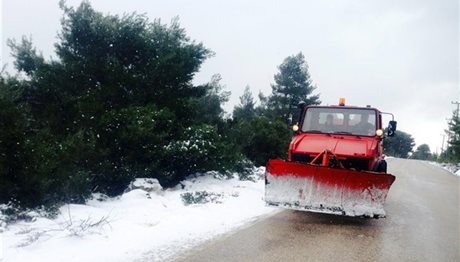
xmin=305 ymin=130 xmax=322 ymax=133
xmin=333 ymin=131 xmax=352 ymax=135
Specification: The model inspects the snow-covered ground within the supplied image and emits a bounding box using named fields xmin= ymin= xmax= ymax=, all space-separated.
xmin=428 ymin=161 xmax=460 ymax=177
xmin=0 ymin=168 xmax=278 ymax=262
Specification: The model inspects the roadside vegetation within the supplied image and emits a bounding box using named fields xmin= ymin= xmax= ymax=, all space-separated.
xmin=0 ymin=2 xmax=317 ymax=211
xmin=383 ymin=114 xmax=460 ymax=163
xmin=2 ymin=1 xmax=457 ymax=216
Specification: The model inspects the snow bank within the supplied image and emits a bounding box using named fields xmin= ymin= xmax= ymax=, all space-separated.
xmin=1 ymin=168 xmax=277 ymax=262
xmin=428 ymin=162 xmax=460 ymax=177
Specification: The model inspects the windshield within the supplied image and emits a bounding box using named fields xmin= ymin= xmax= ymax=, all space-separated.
xmin=301 ymin=107 xmax=377 ymax=136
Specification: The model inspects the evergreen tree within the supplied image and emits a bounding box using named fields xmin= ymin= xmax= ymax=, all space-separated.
xmin=442 ymin=110 xmax=460 ymax=162
xmin=383 ymin=130 xmax=415 ymax=158
xmin=231 ymin=117 xmax=291 ymax=166
xmin=8 ymin=36 xmax=44 ymax=75
xmin=411 ymin=144 xmax=432 ymax=160
xmin=0 ymin=76 xmax=35 ymax=205
xmin=255 ymin=91 xmax=269 ymax=117
xmin=3 ymin=1 xmax=227 ymax=206
xmin=233 ymin=85 xmax=256 ymax=121
xmin=190 ymin=74 xmax=230 ymax=126
xmin=267 ymin=52 xmax=320 ymax=119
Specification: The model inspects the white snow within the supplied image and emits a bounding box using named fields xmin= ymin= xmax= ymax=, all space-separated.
xmin=0 ymin=231 xmax=3 ymax=261
xmin=1 ymin=168 xmax=278 ymax=262
xmin=428 ymin=161 xmax=460 ymax=177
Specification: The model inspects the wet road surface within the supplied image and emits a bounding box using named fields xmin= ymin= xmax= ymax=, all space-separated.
xmin=173 ymin=158 xmax=459 ymax=262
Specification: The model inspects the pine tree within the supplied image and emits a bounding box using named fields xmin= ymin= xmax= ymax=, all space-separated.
xmin=267 ymin=52 xmax=320 ymax=119
xmin=443 ymin=110 xmax=460 ymax=162
xmin=3 ymin=1 xmax=222 ymax=205
xmin=383 ymin=130 xmax=415 ymax=158
xmin=191 ymin=74 xmax=230 ymax=125
xmin=233 ymin=85 xmax=255 ymax=121
xmin=411 ymin=144 xmax=432 ymax=160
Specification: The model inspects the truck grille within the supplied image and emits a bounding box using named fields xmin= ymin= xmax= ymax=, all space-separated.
xmin=291 ymin=153 xmax=311 ymax=163
xmin=291 ymin=153 xmax=370 ymax=171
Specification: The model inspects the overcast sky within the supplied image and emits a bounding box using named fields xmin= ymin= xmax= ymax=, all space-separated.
xmin=1 ymin=0 xmax=459 ymax=153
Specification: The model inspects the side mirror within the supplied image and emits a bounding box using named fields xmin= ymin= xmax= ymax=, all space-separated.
xmin=387 ymin=120 xmax=397 ymax=137
xmin=298 ymin=101 xmax=306 ymax=109
xmin=294 ymin=101 xmax=307 ymax=129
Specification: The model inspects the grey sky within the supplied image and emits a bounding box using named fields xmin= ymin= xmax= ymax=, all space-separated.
xmin=1 ymin=0 xmax=459 ymax=153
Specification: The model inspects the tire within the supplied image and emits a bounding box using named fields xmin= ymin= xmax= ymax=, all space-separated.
xmin=373 ymin=160 xmax=387 ymax=173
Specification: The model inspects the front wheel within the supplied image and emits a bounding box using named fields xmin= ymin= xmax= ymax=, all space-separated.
xmin=373 ymin=160 xmax=387 ymax=173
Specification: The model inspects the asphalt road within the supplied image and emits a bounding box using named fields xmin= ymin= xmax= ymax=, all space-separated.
xmin=173 ymin=158 xmax=460 ymax=262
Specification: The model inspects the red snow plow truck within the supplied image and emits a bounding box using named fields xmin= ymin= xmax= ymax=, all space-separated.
xmin=265 ymin=98 xmax=397 ymax=218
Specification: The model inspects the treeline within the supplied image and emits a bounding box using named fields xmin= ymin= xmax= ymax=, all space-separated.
xmin=384 ymin=130 xmax=435 ymax=161
xmin=4 ymin=2 xmax=449 ymax=210
xmin=384 ymin=116 xmax=460 ymax=162
xmin=0 ymin=2 xmax=319 ymax=208
xmin=438 ymin=109 xmax=460 ymax=163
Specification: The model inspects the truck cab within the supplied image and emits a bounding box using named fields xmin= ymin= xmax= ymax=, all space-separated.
xmin=289 ymin=100 xmax=395 ymax=173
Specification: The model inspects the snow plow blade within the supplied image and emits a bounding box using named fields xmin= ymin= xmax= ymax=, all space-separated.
xmin=265 ymin=159 xmax=396 ymax=218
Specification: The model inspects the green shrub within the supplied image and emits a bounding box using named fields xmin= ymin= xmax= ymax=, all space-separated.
xmin=91 ymin=105 xmax=175 ymax=195
xmin=0 ymin=81 xmax=38 ymax=207
xmin=180 ymin=191 xmax=223 ymax=205
xmin=230 ymin=117 xmax=291 ymax=166
xmin=161 ymin=125 xmax=222 ymax=185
